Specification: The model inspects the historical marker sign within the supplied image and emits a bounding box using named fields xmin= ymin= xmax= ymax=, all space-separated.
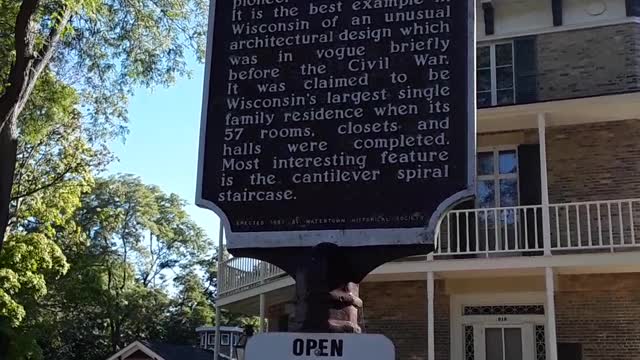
xmin=196 ymin=0 xmax=476 ymax=248
xmin=245 ymin=333 xmax=394 ymax=360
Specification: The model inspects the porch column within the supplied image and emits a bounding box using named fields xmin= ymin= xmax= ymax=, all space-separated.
xmin=259 ymin=293 xmax=266 ymax=333
xmin=214 ymin=222 xmax=224 ymax=360
xmin=538 ymin=113 xmax=552 ymax=255
xmin=427 ymin=271 xmax=435 ymax=360
xmin=545 ymin=267 xmax=558 ymax=360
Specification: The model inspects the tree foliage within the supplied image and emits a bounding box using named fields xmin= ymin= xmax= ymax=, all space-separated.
xmin=0 ymin=0 xmax=208 ymax=249
xmin=0 ymin=71 xmax=99 ymax=340
xmin=2 ymin=175 xmax=218 ymax=360
xmin=0 ymin=2 xmax=251 ymax=359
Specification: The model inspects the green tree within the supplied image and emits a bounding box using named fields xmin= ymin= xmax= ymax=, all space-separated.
xmin=0 ymin=71 xmax=105 ymax=358
xmin=15 ymin=175 xmax=211 ymax=360
xmin=0 ymin=0 xmax=208 ymax=250
xmin=165 ymin=271 xmax=215 ymax=345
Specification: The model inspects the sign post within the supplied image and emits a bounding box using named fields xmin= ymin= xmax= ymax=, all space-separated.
xmin=197 ymin=0 xmax=475 ymax=341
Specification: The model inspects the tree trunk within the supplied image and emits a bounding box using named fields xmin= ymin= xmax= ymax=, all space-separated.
xmin=0 ymin=111 xmax=17 ymax=251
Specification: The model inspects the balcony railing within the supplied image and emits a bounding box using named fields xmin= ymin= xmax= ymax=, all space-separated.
xmin=434 ymin=199 xmax=640 ymax=256
xmin=218 ymin=257 xmax=286 ymax=297
xmin=217 ymin=199 xmax=640 ymax=298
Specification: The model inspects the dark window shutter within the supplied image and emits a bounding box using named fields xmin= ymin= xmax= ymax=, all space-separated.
xmin=552 ymin=0 xmax=563 ymax=26
xmin=482 ymin=2 xmax=495 ymax=35
xmin=558 ymin=343 xmax=582 ymax=360
xmin=514 ymin=37 xmax=538 ymax=104
xmin=517 ymin=144 xmax=541 ymax=206
xmin=518 ymin=144 xmax=543 ymax=251
xmin=627 ymin=0 xmax=640 ymax=16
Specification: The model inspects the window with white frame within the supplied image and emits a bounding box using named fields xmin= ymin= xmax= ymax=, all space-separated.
xmin=477 ymin=43 xmax=515 ymax=107
xmin=221 ymin=333 xmax=230 ymax=346
xmin=200 ymin=334 xmax=206 ymax=347
xmin=477 ymin=149 xmax=519 ymax=208
xmin=208 ymin=333 xmax=215 ymax=346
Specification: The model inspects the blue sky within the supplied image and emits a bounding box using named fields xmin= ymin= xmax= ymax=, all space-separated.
xmin=108 ymin=60 xmax=221 ymax=242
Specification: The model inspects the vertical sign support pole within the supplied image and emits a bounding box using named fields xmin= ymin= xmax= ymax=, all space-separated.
xmin=427 ymin=272 xmax=435 ymax=360
xmin=214 ymin=222 xmax=224 ymax=360
xmin=293 ymin=244 xmax=362 ymax=333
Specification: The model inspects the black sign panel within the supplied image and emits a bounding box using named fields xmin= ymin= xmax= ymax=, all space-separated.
xmin=197 ymin=0 xmax=475 ymax=248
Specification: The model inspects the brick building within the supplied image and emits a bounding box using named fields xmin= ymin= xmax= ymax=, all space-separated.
xmin=214 ymin=1 xmax=640 ymax=360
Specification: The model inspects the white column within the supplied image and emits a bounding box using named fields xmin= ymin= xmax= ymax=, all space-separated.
xmin=259 ymin=293 xmax=266 ymax=333
xmin=427 ymin=272 xmax=435 ymax=360
xmin=545 ymin=267 xmax=558 ymax=360
xmin=214 ymin=222 xmax=224 ymax=360
xmin=538 ymin=113 xmax=552 ymax=255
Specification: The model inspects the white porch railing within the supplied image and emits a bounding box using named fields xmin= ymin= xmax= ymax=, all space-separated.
xmin=218 ymin=257 xmax=286 ymax=297
xmin=217 ymin=199 xmax=640 ymax=297
xmin=434 ymin=199 xmax=640 ymax=256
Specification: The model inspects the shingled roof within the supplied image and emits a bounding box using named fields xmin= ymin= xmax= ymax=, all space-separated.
xmin=106 ymin=340 xmax=215 ymax=360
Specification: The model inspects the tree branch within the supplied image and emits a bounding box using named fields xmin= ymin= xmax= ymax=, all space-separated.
xmin=10 ymin=162 xmax=77 ymax=201
xmin=16 ymin=9 xmax=73 ymax=117
xmin=0 ymin=0 xmax=41 ymax=134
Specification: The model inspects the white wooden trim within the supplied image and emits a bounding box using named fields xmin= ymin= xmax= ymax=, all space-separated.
xmin=375 ymin=251 xmax=640 ymax=275
xmin=427 ymin=272 xmax=435 ymax=360
xmin=478 ymin=17 xmax=640 ymax=43
xmin=538 ymin=114 xmax=552 ymax=255
xmin=218 ymin=251 xmax=640 ymax=306
xmin=545 ymin=267 xmax=558 ymax=360
xmin=259 ymin=293 xmax=266 ymax=333
xmin=477 ymin=92 xmax=640 ymax=134
xmin=215 ymin=222 xmax=224 ymax=360
xmin=216 ymin=276 xmax=295 ymax=307
xmin=196 ymin=326 xmax=243 ymax=332
xmin=105 ymin=341 xmax=166 ymax=360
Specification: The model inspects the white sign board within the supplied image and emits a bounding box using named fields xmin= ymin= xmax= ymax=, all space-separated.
xmin=245 ymin=333 xmax=395 ymax=360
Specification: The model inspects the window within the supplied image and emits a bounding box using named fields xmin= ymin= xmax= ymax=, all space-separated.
xmin=485 ymin=327 xmax=523 ymax=360
xmin=477 ymin=43 xmax=515 ymax=107
xmin=477 ymin=149 xmax=518 ymax=209
xmin=221 ymin=333 xmax=230 ymax=346
xmin=200 ymin=334 xmax=206 ymax=347
xmin=208 ymin=334 xmax=216 ymax=346
xmin=233 ymin=333 xmax=240 ymax=345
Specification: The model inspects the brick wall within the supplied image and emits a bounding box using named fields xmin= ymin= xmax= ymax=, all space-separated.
xmin=360 ymin=281 xmax=449 ymax=360
xmin=546 ymin=119 xmax=640 ymax=203
xmin=478 ymin=119 xmax=640 ymax=204
xmin=267 ymin=302 xmax=290 ymax=332
xmin=537 ymin=24 xmax=640 ymax=101
xmin=556 ymin=274 xmax=640 ymax=360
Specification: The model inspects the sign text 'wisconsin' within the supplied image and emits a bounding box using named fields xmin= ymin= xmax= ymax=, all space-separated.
xmin=197 ymin=0 xmax=475 ymax=248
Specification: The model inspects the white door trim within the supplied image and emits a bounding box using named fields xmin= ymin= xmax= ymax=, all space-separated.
xmin=450 ymin=292 xmax=546 ymax=360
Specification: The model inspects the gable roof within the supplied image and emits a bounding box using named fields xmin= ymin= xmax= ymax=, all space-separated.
xmin=106 ymin=341 xmax=214 ymax=360
xmin=142 ymin=341 xmax=213 ymax=360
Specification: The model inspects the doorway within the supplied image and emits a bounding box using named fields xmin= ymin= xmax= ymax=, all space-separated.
xmin=484 ymin=326 xmax=526 ymax=360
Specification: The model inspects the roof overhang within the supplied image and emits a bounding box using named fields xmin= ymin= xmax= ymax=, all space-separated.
xmin=106 ymin=341 xmax=166 ymax=360
xmin=478 ymin=92 xmax=640 ymax=133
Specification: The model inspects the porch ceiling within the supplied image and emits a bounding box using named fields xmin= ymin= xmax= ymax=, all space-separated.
xmin=478 ymin=92 xmax=640 ymax=133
